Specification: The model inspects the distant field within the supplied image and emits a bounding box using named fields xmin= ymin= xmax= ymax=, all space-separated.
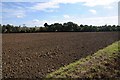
xmin=2 ymin=32 xmax=119 ymax=78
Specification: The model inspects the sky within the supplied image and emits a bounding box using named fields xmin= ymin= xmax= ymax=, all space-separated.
xmin=1 ymin=0 xmax=119 ymax=27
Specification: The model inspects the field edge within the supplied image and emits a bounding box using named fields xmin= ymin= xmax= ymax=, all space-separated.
xmin=46 ymin=40 xmax=120 ymax=78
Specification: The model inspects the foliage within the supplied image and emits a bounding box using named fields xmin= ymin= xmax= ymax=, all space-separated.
xmin=1 ymin=22 xmax=120 ymax=33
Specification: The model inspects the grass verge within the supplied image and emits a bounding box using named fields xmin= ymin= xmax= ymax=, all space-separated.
xmin=46 ymin=41 xmax=120 ymax=78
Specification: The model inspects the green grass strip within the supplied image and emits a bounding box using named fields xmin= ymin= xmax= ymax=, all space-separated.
xmin=46 ymin=41 xmax=120 ymax=78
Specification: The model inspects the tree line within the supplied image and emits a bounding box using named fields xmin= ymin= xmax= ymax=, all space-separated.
xmin=0 ymin=22 xmax=120 ymax=33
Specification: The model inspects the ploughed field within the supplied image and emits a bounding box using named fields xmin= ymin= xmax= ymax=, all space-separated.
xmin=2 ymin=32 xmax=119 ymax=78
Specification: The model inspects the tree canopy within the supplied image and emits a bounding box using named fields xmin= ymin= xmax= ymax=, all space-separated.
xmin=1 ymin=22 xmax=120 ymax=33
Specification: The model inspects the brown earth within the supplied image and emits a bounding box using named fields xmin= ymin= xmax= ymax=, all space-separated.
xmin=2 ymin=32 xmax=120 ymax=79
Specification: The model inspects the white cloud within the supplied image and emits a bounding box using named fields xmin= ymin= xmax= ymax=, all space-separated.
xmin=43 ymin=9 xmax=55 ymax=12
xmin=16 ymin=14 xmax=25 ymax=18
xmin=30 ymin=2 xmax=59 ymax=11
xmin=26 ymin=16 xmax=118 ymax=27
xmin=33 ymin=19 xmax=40 ymax=22
xmin=89 ymin=9 xmax=97 ymax=14
xmin=26 ymin=20 xmax=48 ymax=27
xmin=2 ymin=6 xmax=26 ymax=18
xmin=30 ymin=0 xmax=119 ymax=11
xmin=83 ymin=0 xmax=118 ymax=7
xmin=63 ymin=15 xmax=70 ymax=19
xmin=104 ymin=6 xmax=114 ymax=9
xmin=2 ymin=0 xmax=50 ymax=2
xmin=55 ymin=16 xmax=118 ymax=26
xmin=16 ymin=15 xmax=22 ymax=18
xmin=26 ymin=19 xmax=61 ymax=27
xmin=14 ymin=11 xmax=26 ymax=18
xmin=73 ymin=16 xmax=118 ymax=26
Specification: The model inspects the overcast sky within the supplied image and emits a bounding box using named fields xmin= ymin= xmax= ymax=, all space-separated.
xmin=1 ymin=0 xmax=119 ymax=27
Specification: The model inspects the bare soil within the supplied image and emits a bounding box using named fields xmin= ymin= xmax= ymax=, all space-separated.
xmin=2 ymin=32 xmax=119 ymax=79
